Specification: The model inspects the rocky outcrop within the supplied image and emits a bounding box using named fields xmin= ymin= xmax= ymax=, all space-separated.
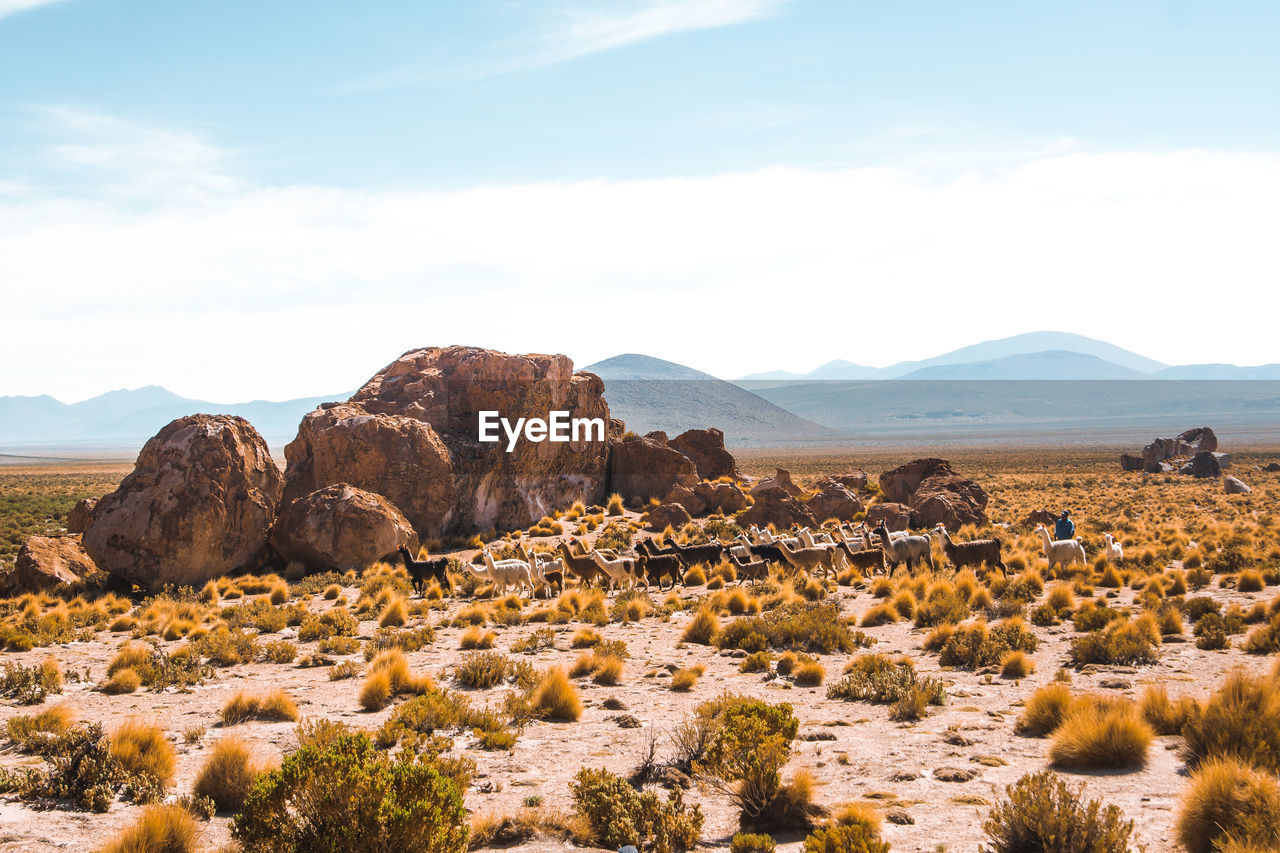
xmin=609 ymin=434 xmax=697 ymax=502
xmin=1223 ymin=476 xmax=1253 ymax=495
xmin=667 ymin=428 xmax=736 ymax=480
xmin=1265 ymin=462 xmax=1280 ymax=473
xmin=749 ymin=469 xmax=802 ymax=498
xmin=1133 ymin=427 xmax=1220 ymax=473
xmin=821 ymin=471 xmax=870 ymax=493
xmin=647 ymin=502 xmax=693 ymax=532
xmin=696 ymin=480 xmax=749 ymax=515
xmin=270 ymin=484 xmax=419 ymax=573
xmin=879 ymin=458 xmax=954 ymax=504
xmin=284 ymin=402 xmax=455 ymax=537
xmin=66 ymin=498 xmax=98 ymax=534
xmin=909 ymin=475 xmax=989 ymax=529
xmin=3 ymin=535 xmax=98 ymax=594
xmin=866 ymin=502 xmax=911 ymax=532
xmin=82 ymin=415 xmax=283 ymax=589
xmin=807 ymin=482 xmax=865 ymax=523
xmin=285 ymin=347 xmax=617 ymax=536
xmin=1180 ymin=451 xmax=1221 ymax=479
xmin=738 ymin=487 xmax=816 ymax=531
xmin=1119 ymin=453 xmax=1145 ymax=472
xmin=663 ymin=485 xmax=707 ymax=516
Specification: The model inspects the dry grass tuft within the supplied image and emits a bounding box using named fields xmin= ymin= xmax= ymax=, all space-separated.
xmin=110 ymin=719 xmax=176 ymax=791
xmin=96 ymin=804 xmax=199 ymax=853
xmin=1049 ymin=700 xmax=1152 ymax=771
xmin=530 ymin=667 xmax=582 ymax=722
xmin=192 ymin=736 xmax=264 ymax=812
xmin=1177 ymin=756 xmax=1280 ymax=853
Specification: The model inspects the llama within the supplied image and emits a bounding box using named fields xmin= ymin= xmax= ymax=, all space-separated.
xmin=732 ymin=534 xmax=785 ymax=566
xmin=797 ymin=527 xmax=834 ymax=547
xmin=728 ymin=551 xmax=769 ymax=583
xmin=932 ymin=524 xmax=1005 ymax=575
xmin=1103 ymin=533 xmax=1124 ymax=565
xmin=530 ymin=553 xmax=565 ymax=597
xmin=397 ymin=545 xmax=451 ymax=596
xmin=842 ymin=546 xmax=886 ymax=575
xmin=636 ymin=552 xmax=683 ymax=590
xmin=1035 ymin=524 xmax=1087 ymax=573
xmin=589 ymin=549 xmax=638 ymax=590
xmin=776 ymin=539 xmax=846 ymax=579
xmin=475 ymin=550 xmax=535 ymax=597
xmin=663 ymin=536 xmax=725 ymax=569
xmin=871 ymin=523 xmax=933 ymax=574
xmin=557 ymin=540 xmax=609 ymax=587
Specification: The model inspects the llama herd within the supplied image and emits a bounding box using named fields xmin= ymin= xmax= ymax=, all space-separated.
xmin=397 ymin=515 xmax=1115 ymax=600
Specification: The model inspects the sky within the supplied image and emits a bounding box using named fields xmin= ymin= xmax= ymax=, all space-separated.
xmin=2 ymin=0 xmax=1279 ymax=402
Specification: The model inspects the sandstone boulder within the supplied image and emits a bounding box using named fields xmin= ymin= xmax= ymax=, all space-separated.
xmin=284 ymin=402 xmax=455 ymax=537
xmin=3 ymin=535 xmax=98 ymax=594
xmin=1265 ymin=462 xmax=1280 ymax=473
xmin=648 ymin=502 xmax=693 ymax=532
xmin=271 ymin=484 xmax=419 ymax=573
xmin=1180 ymin=426 xmax=1218 ymax=454
xmin=820 ymin=471 xmax=870 ymax=493
xmin=1119 ymin=453 xmax=1145 ymax=472
xmin=866 ymin=502 xmax=911 ymax=532
xmin=83 ymin=415 xmax=283 ymax=589
xmin=668 ymin=428 xmax=736 ymax=480
xmin=695 ymin=480 xmax=749 ymax=515
xmin=663 ymin=485 xmax=708 ymax=517
xmin=750 ymin=468 xmax=802 ymax=498
xmin=879 ymin=458 xmax=954 ymax=504
xmin=1140 ymin=427 xmax=1219 ymax=472
xmin=66 ymin=498 xmax=98 ymax=534
xmin=909 ymin=475 xmax=988 ymax=529
xmin=807 ymin=483 xmax=865 ymax=523
xmin=1180 ymin=451 xmax=1221 ymax=479
xmin=1223 ymin=476 xmax=1253 ymax=495
xmin=286 ymin=347 xmax=616 ymax=537
xmin=609 ymin=434 xmax=697 ymax=502
xmin=738 ymin=487 xmax=816 ymax=531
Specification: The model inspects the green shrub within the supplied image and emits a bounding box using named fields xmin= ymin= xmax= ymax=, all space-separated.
xmin=827 ymin=654 xmax=944 ymax=708
xmin=0 ymin=657 xmax=64 ymax=704
xmin=695 ymin=697 xmax=804 ymax=827
xmin=802 ymin=823 xmax=889 ymax=853
xmin=937 ymin=619 xmax=1038 ymax=670
xmin=570 ymin=766 xmax=704 ymax=853
xmin=983 ymin=770 xmax=1134 ymax=853
xmin=232 ymin=733 xmax=468 ymax=853
xmin=1067 ymin=617 xmax=1160 ymax=667
xmin=731 ymin=832 xmax=777 ymax=853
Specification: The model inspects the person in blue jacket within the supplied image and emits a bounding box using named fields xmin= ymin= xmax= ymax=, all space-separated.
xmin=1054 ymin=510 xmax=1075 ymax=541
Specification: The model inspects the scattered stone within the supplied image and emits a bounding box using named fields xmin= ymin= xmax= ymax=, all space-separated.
xmin=610 ymin=714 xmax=642 ymax=729
xmin=1101 ymin=679 xmax=1131 ymax=690
xmin=886 ymin=808 xmax=915 ymax=826
xmin=3 ymin=535 xmax=98 ymax=595
xmin=1224 ymin=476 xmax=1253 ymax=495
xmin=601 ymin=697 xmax=628 ymax=711
xmin=888 ymin=771 xmax=919 ymax=782
xmin=801 ymin=731 xmax=838 ymax=741
xmin=933 ymin=767 xmax=980 ymax=782
xmin=1180 ymin=451 xmax=1221 ymax=479
xmin=941 ymin=731 xmax=974 ymax=747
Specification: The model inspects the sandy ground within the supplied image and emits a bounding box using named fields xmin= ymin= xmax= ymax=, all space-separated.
xmin=0 ymin=520 xmax=1268 ymax=853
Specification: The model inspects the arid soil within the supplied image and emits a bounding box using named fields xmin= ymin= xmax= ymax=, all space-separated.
xmin=0 ymin=450 xmax=1277 ymax=852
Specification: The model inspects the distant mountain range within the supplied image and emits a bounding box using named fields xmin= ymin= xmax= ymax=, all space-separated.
xmin=583 ymin=354 xmax=835 ymax=446
xmin=0 ymin=386 xmax=346 ymax=449
xmin=737 ymin=331 xmax=1277 ymax=381
xmin=3 ymin=332 xmax=1278 ymax=452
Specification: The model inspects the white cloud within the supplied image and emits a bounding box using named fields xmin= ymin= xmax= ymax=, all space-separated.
xmin=0 ymin=0 xmax=69 ymax=21
xmin=345 ymin=0 xmax=792 ymax=90
xmin=3 ymin=114 xmax=1279 ymax=402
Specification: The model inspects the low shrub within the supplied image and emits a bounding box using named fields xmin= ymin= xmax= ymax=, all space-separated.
xmin=1067 ymin=616 xmax=1160 ymax=667
xmin=109 ymin=720 xmax=175 ymax=800
xmin=570 ymin=766 xmax=703 ymax=853
xmin=1176 ymin=756 xmax=1280 ymax=853
xmin=983 ymin=770 xmax=1134 ymax=853
xmin=193 ymin=736 xmax=262 ymax=812
xmin=828 ymin=654 xmax=944 ymax=708
xmin=1183 ymin=668 xmax=1280 ymax=773
xmin=731 ymin=832 xmax=777 ymax=853
xmin=98 ymin=804 xmax=200 ymax=853
xmin=802 ymin=823 xmax=888 ymax=853
xmin=232 ymin=732 xmax=469 ymax=853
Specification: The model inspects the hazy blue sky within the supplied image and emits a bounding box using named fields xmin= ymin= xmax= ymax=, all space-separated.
xmin=3 ymin=1 xmax=1278 ymax=401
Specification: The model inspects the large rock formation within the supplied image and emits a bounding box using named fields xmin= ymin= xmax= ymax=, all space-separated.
xmin=1134 ymin=427 xmax=1220 ymax=473
xmin=271 ymin=484 xmax=420 ymax=573
xmin=3 ymin=535 xmax=98 ymax=594
xmin=667 ymin=428 xmax=736 ymax=480
xmin=866 ymin=502 xmax=911 ymax=532
xmin=738 ymin=487 xmax=816 ymax=530
xmin=647 ymin=502 xmax=693 ymax=532
xmin=285 ymin=347 xmax=617 ymax=536
xmin=879 ymin=458 xmax=954 ymax=504
xmin=284 ymin=402 xmax=455 ymax=536
xmin=608 ymin=433 xmax=697 ymax=502
xmin=82 ymin=415 xmax=283 ymax=589
xmin=750 ymin=469 xmax=803 ymax=498
xmin=696 ymin=480 xmax=749 ymax=515
xmin=909 ymin=474 xmax=989 ymax=528
xmin=807 ymin=482 xmax=865 ymax=523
